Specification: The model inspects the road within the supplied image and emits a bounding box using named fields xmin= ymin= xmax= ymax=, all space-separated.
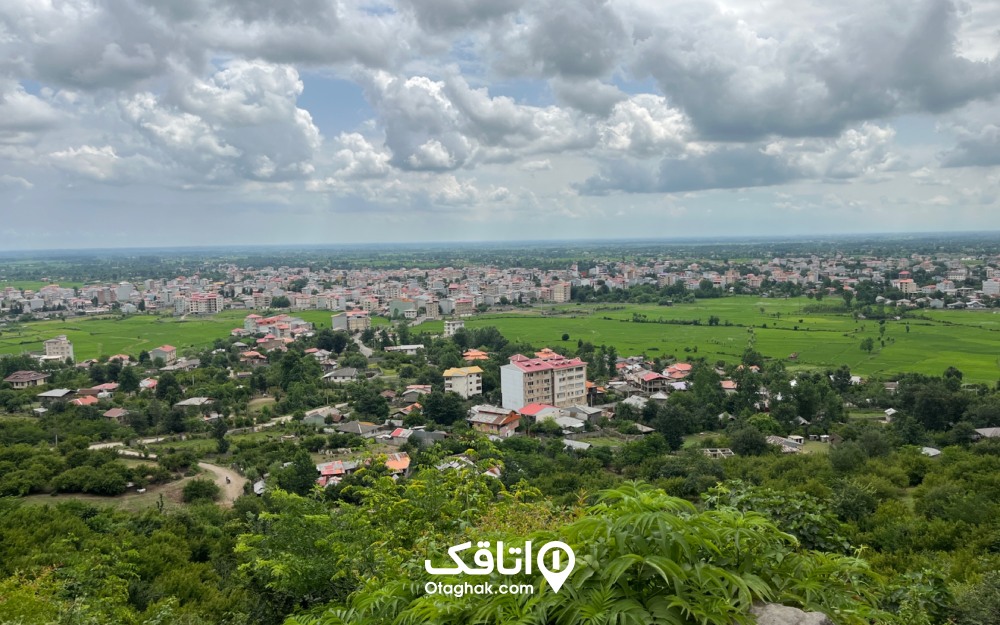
xmin=354 ymin=337 xmax=373 ymax=357
xmin=198 ymin=462 xmax=248 ymax=505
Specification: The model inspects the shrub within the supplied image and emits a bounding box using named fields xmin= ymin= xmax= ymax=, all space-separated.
xmin=182 ymin=478 xmax=221 ymax=503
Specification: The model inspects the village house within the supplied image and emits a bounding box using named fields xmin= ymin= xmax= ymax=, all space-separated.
xmin=4 ymin=371 xmax=51 ymax=389
xmin=467 ymin=405 xmax=521 ymax=438
xmin=149 ymin=345 xmax=177 ymax=365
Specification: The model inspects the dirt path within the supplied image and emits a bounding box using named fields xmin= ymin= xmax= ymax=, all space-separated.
xmin=197 ymin=462 xmax=248 ymax=506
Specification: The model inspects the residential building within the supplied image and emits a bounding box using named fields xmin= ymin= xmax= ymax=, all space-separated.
xmin=467 ymin=405 xmax=520 ymax=438
xmin=500 ymin=352 xmax=587 ymax=409
xmin=3 ymin=371 xmax=50 ymax=389
xmin=150 ymin=345 xmax=177 ymax=365
xmin=983 ymin=279 xmax=1000 ymax=297
xmin=551 ymin=282 xmax=572 ymax=303
xmin=442 ymin=366 xmax=483 ymax=399
xmin=323 ymin=367 xmax=359 ymax=383
xmin=43 ymin=335 xmax=74 ymax=362
xmin=453 ymin=298 xmax=475 ymax=316
xmin=444 ymin=319 xmax=465 ymax=337
xmin=331 ymin=310 xmax=371 ymax=333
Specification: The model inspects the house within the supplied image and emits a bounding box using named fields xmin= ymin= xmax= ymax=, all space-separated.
xmin=621 ymin=395 xmax=648 ymax=410
xmin=401 ymin=385 xmax=432 ymax=404
xmin=563 ymin=439 xmax=592 ymax=451
xmin=921 ymin=447 xmax=942 ymax=457
xmin=975 ymin=427 xmax=1000 ymax=439
xmin=391 ymin=402 xmax=422 ymax=420
xmin=518 ymin=403 xmax=562 ymax=421
xmin=566 ymin=405 xmax=604 ymax=423
xmin=240 ymin=350 xmax=268 ymax=366
xmin=384 ymin=452 xmax=412 ymax=477
xmin=36 ymin=388 xmax=74 ymax=405
xmin=384 ymin=344 xmax=425 ymax=356
xmin=323 ymin=367 xmax=359 ymax=384
xmin=149 ymin=345 xmax=177 ymax=365
xmin=463 ymin=349 xmax=490 ymax=361
xmin=385 ymin=427 xmax=414 ymax=445
xmin=71 ymin=395 xmax=99 ymax=407
xmin=766 ymin=435 xmax=803 ymax=454
xmin=174 ymin=397 xmax=213 ymax=408
xmin=335 ymin=421 xmax=381 ymax=437
xmin=639 ymin=371 xmax=669 ymax=394
xmin=303 ymin=405 xmax=342 ymax=426
xmin=720 ymin=380 xmax=738 ymax=394
xmin=103 ymin=408 xmax=129 ymax=423
xmin=410 ymin=429 xmax=448 ymax=446
xmin=4 ymin=370 xmax=50 ymax=389
xmin=467 ymin=405 xmax=520 ymax=438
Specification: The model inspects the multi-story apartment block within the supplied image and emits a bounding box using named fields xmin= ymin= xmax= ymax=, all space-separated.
xmin=500 ymin=352 xmax=587 ymax=410
xmin=331 ymin=310 xmax=371 ymax=333
xmin=551 ymin=282 xmax=572 ymax=303
xmin=43 ymin=335 xmax=74 ymax=362
xmin=444 ymin=319 xmax=465 ymax=337
xmin=443 ymin=366 xmax=483 ymax=399
xmin=983 ymin=279 xmax=1000 ymax=298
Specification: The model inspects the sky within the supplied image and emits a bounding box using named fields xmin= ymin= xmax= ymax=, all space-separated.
xmin=2 ymin=0 xmax=1000 ymax=250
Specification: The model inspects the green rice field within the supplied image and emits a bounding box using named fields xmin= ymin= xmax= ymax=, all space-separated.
xmin=420 ymin=298 xmax=1000 ymax=383
xmin=2 ymin=297 xmax=999 ymax=383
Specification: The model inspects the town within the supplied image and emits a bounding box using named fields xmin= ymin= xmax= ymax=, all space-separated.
xmin=2 ymin=240 xmax=1000 ymax=625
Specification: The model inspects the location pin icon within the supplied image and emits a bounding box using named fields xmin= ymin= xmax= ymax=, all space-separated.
xmin=536 ymin=541 xmax=575 ymax=593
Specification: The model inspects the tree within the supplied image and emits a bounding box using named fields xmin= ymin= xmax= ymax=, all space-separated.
xmin=422 ymin=391 xmax=466 ymax=426
xmin=274 ymin=450 xmax=318 ymax=495
xmin=182 ymin=478 xmax=221 ymax=503
xmin=353 ymin=387 xmax=389 ymax=420
xmin=861 ymin=337 xmax=875 ymax=354
xmin=729 ymin=426 xmax=770 ymax=456
xmin=271 ymin=296 xmax=291 ymax=308
xmin=118 ymin=365 xmax=139 ymax=395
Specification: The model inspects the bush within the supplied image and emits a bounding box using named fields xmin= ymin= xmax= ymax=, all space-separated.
xmin=182 ymin=478 xmax=221 ymax=503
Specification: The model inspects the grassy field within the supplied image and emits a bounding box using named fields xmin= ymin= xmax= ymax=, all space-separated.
xmin=0 ymin=311 xmax=254 ymax=360
xmin=1 ymin=280 xmax=86 ymax=291
xmin=3 ymin=297 xmax=999 ymax=382
xmin=427 ymin=299 xmax=1000 ymax=383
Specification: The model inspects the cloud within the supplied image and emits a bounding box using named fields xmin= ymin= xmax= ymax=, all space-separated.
xmin=492 ymin=0 xmax=628 ymax=79
xmin=577 ymin=123 xmax=899 ymax=194
xmin=0 ymin=174 xmax=32 ymax=189
xmin=49 ymin=145 xmax=124 ymax=181
xmin=120 ymin=60 xmax=320 ymax=183
xmin=550 ymin=78 xmax=625 ymax=116
xmin=629 ymin=0 xmax=1000 ymax=140
xmin=397 ymin=0 xmax=524 ymax=32
xmin=0 ymin=80 xmax=63 ymax=144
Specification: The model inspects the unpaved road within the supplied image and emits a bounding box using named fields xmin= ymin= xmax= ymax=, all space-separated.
xmin=198 ymin=462 xmax=248 ymax=505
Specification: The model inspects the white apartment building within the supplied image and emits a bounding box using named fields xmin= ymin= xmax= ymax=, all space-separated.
xmin=443 ymin=366 xmax=483 ymax=399
xmin=331 ymin=310 xmax=371 ymax=333
xmin=983 ymin=279 xmax=1000 ymax=298
xmin=43 ymin=335 xmax=74 ymax=362
xmin=500 ymin=353 xmax=587 ymax=410
xmin=551 ymin=282 xmax=572 ymax=303
xmin=444 ymin=319 xmax=465 ymax=337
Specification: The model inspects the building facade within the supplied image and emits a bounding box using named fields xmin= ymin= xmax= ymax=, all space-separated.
xmin=443 ymin=366 xmax=483 ymax=399
xmin=44 ymin=335 xmax=74 ymax=362
xmin=500 ymin=352 xmax=587 ymax=409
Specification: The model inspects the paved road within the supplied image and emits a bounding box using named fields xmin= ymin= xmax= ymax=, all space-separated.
xmin=354 ymin=337 xmax=373 ymax=357
xmin=198 ymin=462 xmax=248 ymax=505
